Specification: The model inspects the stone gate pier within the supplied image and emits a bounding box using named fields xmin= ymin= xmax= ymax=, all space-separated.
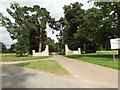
xmin=65 ymin=44 xmax=81 ymax=55
xmin=32 ymin=45 xmax=49 ymax=56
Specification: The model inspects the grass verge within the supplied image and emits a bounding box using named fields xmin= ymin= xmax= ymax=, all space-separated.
xmin=16 ymin=60 xmax=69 ymax=75
xmin=1 ymin=54 xmax=51 ymax=61
xmin=65 ymin=51 xmax=119 ymax=70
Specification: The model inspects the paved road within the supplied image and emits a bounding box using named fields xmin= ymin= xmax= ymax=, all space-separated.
xmin=2 ymin=54 xmax=118 ymax=88
xmin=49 ymin=55 xmax=118 ymax=88
xmin=2 ymin=65 xmax=82 ymax=88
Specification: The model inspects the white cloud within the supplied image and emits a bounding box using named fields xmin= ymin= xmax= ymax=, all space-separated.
xmin=0 ymin=0 xmax=93 ymax=48
xmin=0 ymin=27 xmax=17 ymax=48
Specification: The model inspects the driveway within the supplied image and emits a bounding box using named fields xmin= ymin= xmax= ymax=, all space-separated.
xmin=2 ymin=54 xmax=118 ymax=88
xmin=49 ymin=55 xmax=118 ymax=88
xmin=2 ymin=65 xmax=82 ymax=88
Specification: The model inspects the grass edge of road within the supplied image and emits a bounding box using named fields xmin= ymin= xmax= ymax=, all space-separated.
xmin=64 ymin=51 xmax=119 ymax=70
xmin=1 ymin=54 xmax=51 ymax=62
xmin=15 ymin=60 xmax=70 ymax=75
xmin=65 ymin=55 xmax=120 ymax=70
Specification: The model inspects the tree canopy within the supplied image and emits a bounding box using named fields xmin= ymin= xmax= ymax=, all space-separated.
xmin=0 ymin=2 xmax=55 ymax=56
xmin=0 ymin=42 xmax=7 ymax=53
xmin=0 ymin=1 xmax=120 ymax=56
xmin=57 ymin=1 xmax=120 ymax=54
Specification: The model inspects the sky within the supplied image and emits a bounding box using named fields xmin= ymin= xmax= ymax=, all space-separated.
xmin=0 ymin=0 xmax=94 ymax=48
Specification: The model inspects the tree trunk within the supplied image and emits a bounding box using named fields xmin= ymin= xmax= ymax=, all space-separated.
xmin=61 ymin=29 xmax=64 ymax=52
xmin=117 ymin=4 xmax=120 ymax=57
xmin=118 ymin=50 xmax=120 ymax=57
xmin=39 ymin=27 xmax=42 ymax=52
xmin=39 ymin=39 xmax=42 ymax=52
xmin=61 ymin=27 xmax=64 ymax=53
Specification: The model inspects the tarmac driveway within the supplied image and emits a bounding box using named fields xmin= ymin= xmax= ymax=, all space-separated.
xmin=2 ymin=65 xmax=82 ymax=88
xmin=1 ymin=54 xmax=118 ymax=88
xmin=50 ymin=55 xmax=118 ymax=88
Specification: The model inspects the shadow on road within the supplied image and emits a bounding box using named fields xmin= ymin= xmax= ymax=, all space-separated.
xmin=2 ymin=65 xmax=36 ymax=88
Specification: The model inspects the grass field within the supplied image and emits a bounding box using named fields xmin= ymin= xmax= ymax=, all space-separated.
xmin=65 ymin=50 xmax=120 ymax=70
xmin=16 ymin=60 xmax=69 ymax=75
xmin=1 ymin=54 xmax=51 ymax=61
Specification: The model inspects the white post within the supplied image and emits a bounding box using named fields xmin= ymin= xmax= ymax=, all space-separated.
xmin=65 ymin=44 xmax=68 ymax=55
xmin=32 ymin=50 xmax=35 ymax=56
xmin=112 ymin=50 xmax=115 ymax=61
xmin=78 ymin=48 xmax=81 ymax=54
xmin=46 ymin=45 xmax=49 ymax=56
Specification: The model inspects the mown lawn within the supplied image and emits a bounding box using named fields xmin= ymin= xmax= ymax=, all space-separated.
xmin=16 ymin=60 xmax=69 ymax=75
xmin=1 ymin=54 xmax=51 ymax=61
xmin=65 ymin=51 xmax=120 ymax=70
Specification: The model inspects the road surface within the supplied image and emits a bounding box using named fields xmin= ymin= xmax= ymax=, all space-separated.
xmin=49 ymin=55 xmax=118 ymax=88
xmin=2 ymin=65 xmax=82 ymax=88
xmin=1 ymin=54 xmax=118 ymax=88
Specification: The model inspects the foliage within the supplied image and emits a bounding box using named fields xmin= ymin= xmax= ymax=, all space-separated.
xmin=63 ymin=2 xmax=85 ymax=51
xmin=9 ymin=43 xmax=16 ymax=53
xmin=0 ymin=42 xmax=8 ymax=53
xmin=60 ymin=1 xmax=120 ymax=54
xmin=0 ymin=3 xmax=53 ymax=56
xmin=43 ymin=37 xmax=57 ymax=52
xmin=93 ymin=1 xmax=120 ymax=55
xmin=1 ymin=2 xmax=120 ymax=55
xmin=56 ymin=17 xmax=67 ymax=52
xmin=74 ymin=7 xmax=103 ymax=53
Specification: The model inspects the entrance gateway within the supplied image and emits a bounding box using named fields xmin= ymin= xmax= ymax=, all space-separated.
xmin=32 ymin=44 xmax=81 ymax=56
xmin=65 ymin=44 xmax=81 ymax=55
xmin=32 ymin=45 xmax=49 ymax=56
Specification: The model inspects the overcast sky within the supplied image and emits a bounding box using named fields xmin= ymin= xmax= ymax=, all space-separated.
xmin=0 ymin=0 xmax=93 ymax=48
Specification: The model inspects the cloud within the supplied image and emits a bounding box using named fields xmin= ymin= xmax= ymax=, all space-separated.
xmin=0 ymin=0 xmax=93 ymax=48
xmin=0 ymin=27 xmax=17 ymax=48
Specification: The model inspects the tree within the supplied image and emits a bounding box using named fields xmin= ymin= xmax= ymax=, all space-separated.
xmin=0 ymin=42 xmax=7 ymax=53
xmin=63 ymin=2 xmax=86 ymax=51
xmin=94 ymin=2 xmax=120 ymax=56
xmin=74 ymin=7 xmax=103 ymax=53
xmin=0 ymin=3 xmax=34 ymax=55
xmin=62 ymin=1 xmax=120 ymax=54
xmin=0 ymin=3 xmax=53 ymax=55
xmin=54 ymin=17 xmax=67 ymax=52
xmin=43 ymin=37 xmax=57 ymax=52
xmin=32 ymin=5 xmax=51 ymax=52
xmin=9 ymin=43 xmax=16 ymax=53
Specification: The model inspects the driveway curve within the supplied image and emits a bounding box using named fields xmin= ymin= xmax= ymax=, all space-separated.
xmin=49 ymin=55 xmax=118 ymax=88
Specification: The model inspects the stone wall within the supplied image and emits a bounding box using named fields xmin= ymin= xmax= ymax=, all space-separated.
xmin=32 ymin=45 xmax=49 ymax=56
xmin=65 ymin=44 xmax=81 ymax=55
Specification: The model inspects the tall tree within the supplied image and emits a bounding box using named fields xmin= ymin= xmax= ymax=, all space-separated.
xmin=63 ymin=2 xmax=85 ymax=50
xmin=94 ymin=2 xmax=120 ymax=56
xmin=54 ymin=17 xmax=67 ymax=52
xmin=74 ymin=7 xmax=103 ymax=53
xmin=0 ymin=2 xmax=53 ymax=55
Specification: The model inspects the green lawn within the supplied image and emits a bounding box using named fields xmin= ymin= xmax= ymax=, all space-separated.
xmin=65 ymin=51 xmax=119 ymax=70
xmin=1 ymin=54 xmax=51 ymax=61
xmin=16 ymin=60 xmax=69 ymax=75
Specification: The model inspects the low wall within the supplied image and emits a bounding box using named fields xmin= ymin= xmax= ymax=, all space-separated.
xmin=32 ymin=45 xmax=49 ymax=56
xmin=65 ymin=44 xmax=81 ymax=55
